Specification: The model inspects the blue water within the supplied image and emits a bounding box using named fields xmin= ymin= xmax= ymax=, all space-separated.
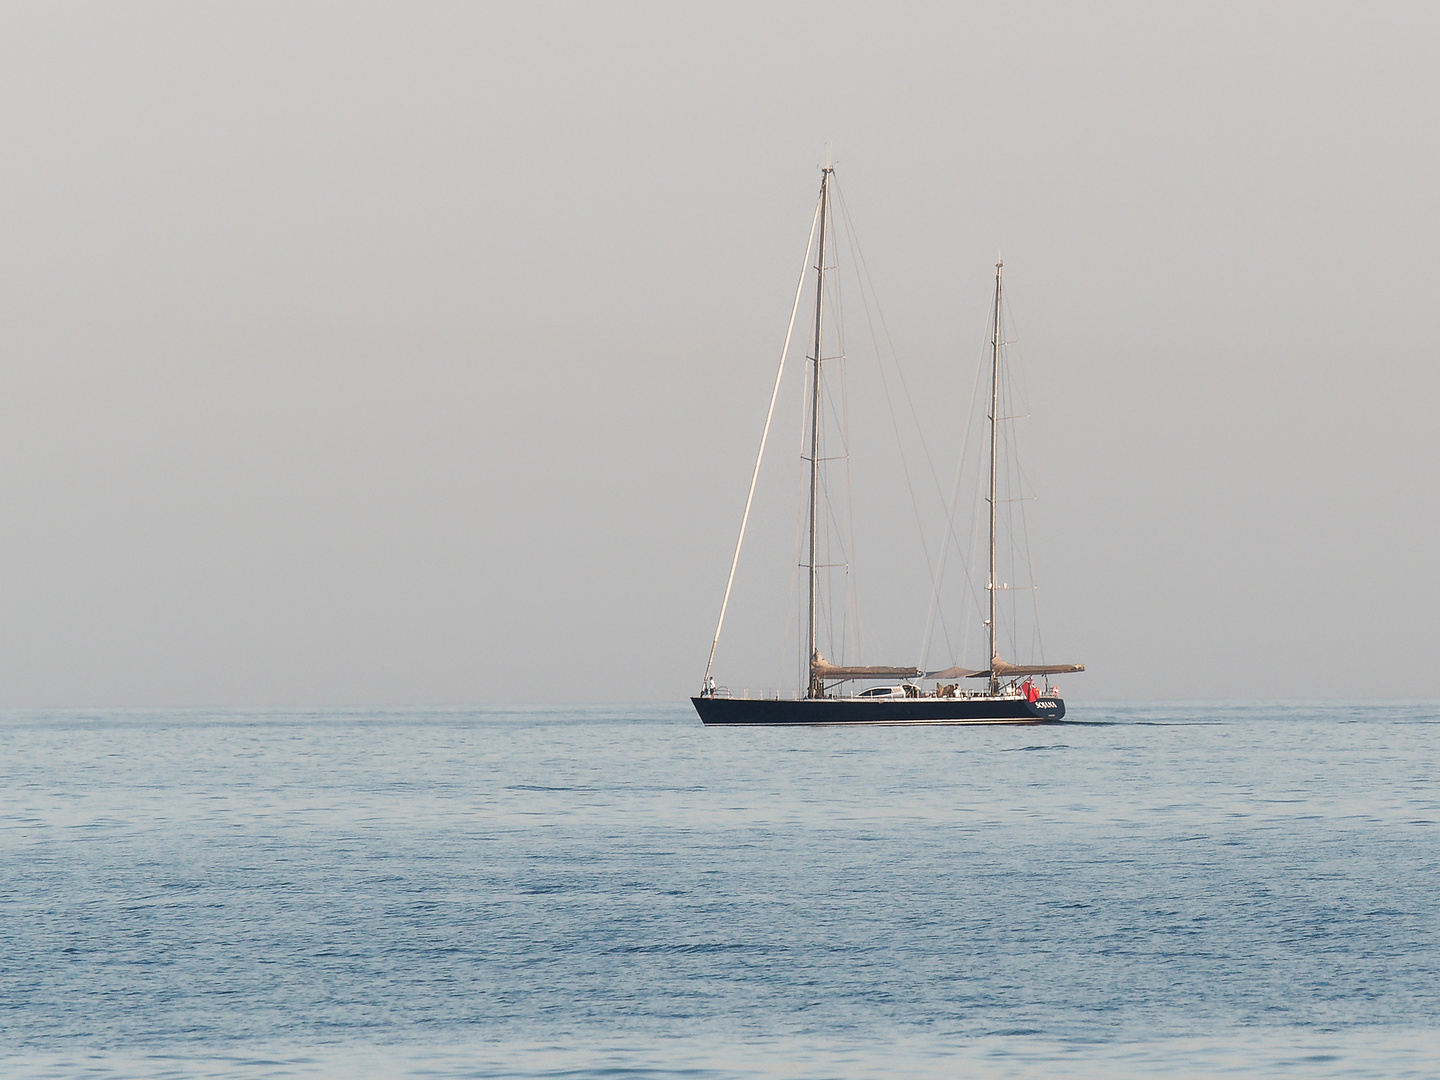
xmin=2 ymin=702 xmax=1437 ymax=1078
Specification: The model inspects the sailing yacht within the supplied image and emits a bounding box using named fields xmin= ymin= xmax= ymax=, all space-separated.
xmin=693 ymin=167 xmax=1082 ymax=725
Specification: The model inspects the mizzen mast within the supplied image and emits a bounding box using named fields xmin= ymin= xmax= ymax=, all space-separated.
xmin=988 ymin=259 xmax=1003 ymax=696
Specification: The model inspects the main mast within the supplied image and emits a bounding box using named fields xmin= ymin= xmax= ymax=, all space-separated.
xmin=988 ymin=259 xmax=1003 ymax=695
xmin=807 ymin=168 xmax=832 ymax=699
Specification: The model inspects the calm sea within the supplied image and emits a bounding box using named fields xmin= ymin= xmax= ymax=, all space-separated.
xmin=1 ymin=702 xmax=1437 ymax=1078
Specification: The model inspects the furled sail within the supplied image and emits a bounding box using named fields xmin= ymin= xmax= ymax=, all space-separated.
xmin=924 ymin=665 xmax=985 ymax=680
xmin=964 ymin=655 xmax=1086 ymax=678
xmin=811 ymin=653 xmax=921 ymax=681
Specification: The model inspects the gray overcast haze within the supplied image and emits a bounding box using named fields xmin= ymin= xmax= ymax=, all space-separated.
xmin=1 ymin=2 xmax=1437 ymax=706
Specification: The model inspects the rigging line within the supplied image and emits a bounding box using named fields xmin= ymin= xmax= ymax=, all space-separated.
xmin=838 ymin=316 xmax=860 ymax=664
xmin=1000 ymin=352 xmax=1021 ymax=661
xmin=776 ymin=412 xmax=809 ymax=696
xmin=1001 ymin=293 xmax=1048 ymax=668
xmin=923 ymin=297 xmax=1001 ymax=670
xmin=776 ymin=545 xmax=800 ymax=696
xmin=1020 ymin=468 xmax=1046 ymax=665
xmin=993 ymin=289 xmax=1045 ymax=667
xmin=816 ymin=356 xmax=837 ymax=663
xmin=1003 ymin=331 xmax=1031 ymax=662
xmin=819 ymin=472 xmax=859 ymax=663
xmin=832 ymin=186 xmax=949 ymax=658
xmin=836 ymin=190 xmax=997 ymax=674
xmin=819 ymin=353 xmax=851 ymax=455
xmin=703 ymin=190 xmax=823 ymax=688
xmin=960 ymin=439 xmax=987 ymax=669
xmin=972 ymin=291 xmax=1004 ymax=666
xmin=829 ymin=227 xmax=865 ymax=666
xmin=833 ymin=183 xmax=953 ymax=510
xmin=816 ymin=431 xmax=840 ymax=668
xmin=819 ymin=382 xmax=832 ymax=660
xmin=920 ymin=335 xmax=991 ymax=668
xmin=831 ymin=182 xmax=950 ymax=665
xmin=790 ymin=319 xmax=815 ymax=697
xmin=817 ymin=269 xmax=851 ymax=454
xmin=797 ymin=293 xmax=824 ymax=695
xmin=818 ymin=431 xmax=855 ymax=659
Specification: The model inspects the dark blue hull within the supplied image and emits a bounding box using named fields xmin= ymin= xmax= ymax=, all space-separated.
xmin=692 ymin=695 xmax=1064 ymax=725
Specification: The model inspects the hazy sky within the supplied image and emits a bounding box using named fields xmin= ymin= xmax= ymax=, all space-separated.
xmin=1 ymin=3 xmax=1436 ymax=705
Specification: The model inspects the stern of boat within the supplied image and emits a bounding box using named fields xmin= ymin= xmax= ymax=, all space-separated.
xmin=1026 ymin=696 xmax=1065 ymax=721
